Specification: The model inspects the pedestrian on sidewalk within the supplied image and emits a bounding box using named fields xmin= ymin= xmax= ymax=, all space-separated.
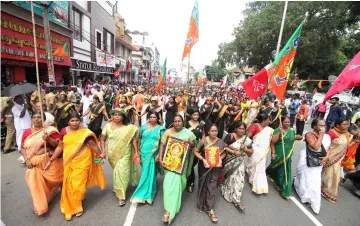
xmin=325 ymin=97 xmax=344 ymax=132
xmin=1 ymin=97 xmax=15 ymax=154
xmin=12 ymin=95 xmax=31 ymax=163
xmin=296 ymin=100 xmax=309 ymax=136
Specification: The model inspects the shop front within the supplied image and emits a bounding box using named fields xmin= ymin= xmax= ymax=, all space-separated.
xmin=1 ymin=12 xmax=71 ymax=85
xmin=71 ymin=58 xmax=114 ymax=83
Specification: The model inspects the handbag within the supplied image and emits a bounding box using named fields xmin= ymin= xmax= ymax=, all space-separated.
xmin=305 ymin=139 xmax=326 ymax=167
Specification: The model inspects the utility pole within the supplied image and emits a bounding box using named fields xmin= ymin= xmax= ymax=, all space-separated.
xmin=42 ymin=1 xmax=55 ymax=84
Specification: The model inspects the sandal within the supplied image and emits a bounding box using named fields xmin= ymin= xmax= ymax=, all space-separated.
xmin=234 ymin=203 xmax=245 ymax=211
xmin=208 ymin=209 xmax=218 ymax=223
xmin=340 ymin=176 xmax=347 ymax=185
xmin=162 ymin=212 xmax=170 ymax=223
xmin=75 ymin=211 xmax=83 ymax=217
xmin=119 ymin=200 xmax=126 ymax=207
xmin=187 ymin=185 xmax=194 ymax=193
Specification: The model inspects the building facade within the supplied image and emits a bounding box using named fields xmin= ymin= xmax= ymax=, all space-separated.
xmin=70 ymin=1 xmax=117 ymax=83
xmin=114 ymin=13 xmax=136 ymax=83
xmin=1 ymin=2 xmax=72 ymax=85
xmin=128 ymin=31 xmax=160 ymax=83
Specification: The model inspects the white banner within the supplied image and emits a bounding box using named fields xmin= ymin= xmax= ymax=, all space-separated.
xmin=96 ymin=49 xmax=115 ymax=68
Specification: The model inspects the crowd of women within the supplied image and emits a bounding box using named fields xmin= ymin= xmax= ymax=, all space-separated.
xmin=20 ymin=83 xmax=360 ymax=224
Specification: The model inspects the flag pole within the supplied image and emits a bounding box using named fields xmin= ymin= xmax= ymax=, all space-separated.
xmin=184 ymin=51 xmax=191 ymax=125
xmin=31 ymin=2 xmax=47 ymax=157
xmin=262 ymin=0 xmax=288 ymax=97
xmin=275 ymin=0 xmax=289 ymax=187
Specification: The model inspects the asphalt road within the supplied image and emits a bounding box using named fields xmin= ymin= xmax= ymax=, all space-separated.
xmin=1 ymin=123 xmax=360 ymax=226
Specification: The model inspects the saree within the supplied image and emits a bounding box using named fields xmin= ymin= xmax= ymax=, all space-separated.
xmin=246 ymin=126 xmax=273 ymax=194
xmin=131 ymin=124 xmax=165 ymax=204
xmin=342 ymin=125 xmax=360 ymax=171
xmin=60 ymin=128 xmax=106 ymax=220
xmin=102 ymin=123 xmax=138 ymax=201
xmin=294 ymin=134 xmax=331 ymax=214
xmin=321 ymin=129 xmax=352 ymax=203
xmin=88 ymin=103 xmax=105 ymax=137
xmin=24 ymin=126 xmax=63 ymax=216
xmin=266 ymin=128 xmax=295 ymax=198
xmin=244 ymin=101 xmax=259 ymax=126
xmin=55 ymin=103 xmax=74 ymax=131
xmin=162 ymin=128 xmax=196 ymax=224
xmin=221 ymin=135 xmax=252 ymax=205
xmin=197 ymin=137 xmax=225 ymax=212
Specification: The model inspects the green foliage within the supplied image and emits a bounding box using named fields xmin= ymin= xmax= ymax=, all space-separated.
xmin=217 ymin=1 xmax=360 ymax=81
xmin=203 ymin=60 xmax=228 ymax=82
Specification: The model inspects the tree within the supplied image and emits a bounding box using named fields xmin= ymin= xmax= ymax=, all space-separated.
xmin=217 ymin=1 xmax=360 ymax=81
xmin=203 ymin=60 xmax=227 ymax=82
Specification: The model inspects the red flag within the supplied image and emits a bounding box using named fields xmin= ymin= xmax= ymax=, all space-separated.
xmin=113 ymin=68 xmax=120 ymax=77
xmin=241 ymin=67 xmax=269 ymax=99
xmin=126 ymin=60 xmax=132 ymax=71
xmin=323 ymin=52 xmax=360 ymax=102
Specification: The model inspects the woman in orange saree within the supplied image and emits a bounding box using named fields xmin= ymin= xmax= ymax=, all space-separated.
xmin=22 ymin=113 xmax=63 ymax=216
xmin=321 ymin=118 xmax=352 ymax=203
xmin=46 ymin=113 xmax=106 ymax=221
xmin=342 ymin=118 xmax=360 ymax=171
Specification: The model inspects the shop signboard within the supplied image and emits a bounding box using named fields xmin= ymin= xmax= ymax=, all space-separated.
xmin=1 ymin=13 xmax=71 ymax=66
xmin=71 ymin=59 xmax=114 ymax=74
xmin=13 ymin=1 xmax=69 ymax=28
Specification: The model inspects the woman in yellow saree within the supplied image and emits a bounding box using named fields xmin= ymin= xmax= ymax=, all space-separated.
xmin=22 ymin=113 xmax=63 ymax=216
xmin=321 ymin=118 xmax=352 ymax=203
xmin=46 ymin=113 xmax=107 ymax=220
xmin=100 ymin=108 xmax=139 ymax=206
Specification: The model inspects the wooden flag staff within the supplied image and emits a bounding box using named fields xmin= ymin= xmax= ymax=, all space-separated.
xmin=30 ymin=2 xmax=47 ymax=159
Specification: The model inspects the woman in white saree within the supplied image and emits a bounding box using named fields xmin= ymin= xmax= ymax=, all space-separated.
xmin=246 ymin=114 xmax=273 ymax=194
xmin=294 ymin=119 xmax=331 ymax=214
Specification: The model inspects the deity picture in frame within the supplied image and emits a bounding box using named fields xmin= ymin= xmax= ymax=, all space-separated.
xmin=162 ymin=136 xmax=190 ymax=174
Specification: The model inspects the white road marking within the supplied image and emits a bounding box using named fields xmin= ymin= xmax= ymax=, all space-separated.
xmin=289 ymin=196 xmax=323 ymax=226
xmin=123 ymin=202 xmax=138 ymax=226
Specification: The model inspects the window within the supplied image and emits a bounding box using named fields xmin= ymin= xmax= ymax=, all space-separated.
xmin=96 ymin=31 xmax=102 ymax=49
xmin=73 ymin=9 xmax=82 ymax=41
xmin=103 ymin=29 xmax=114 ymax=54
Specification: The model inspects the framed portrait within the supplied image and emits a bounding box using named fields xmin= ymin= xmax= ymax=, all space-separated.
xmin=162 ymin=136 xmax=190 ymax=174
xmin=205 ymin=146 xmax=222 ymax=168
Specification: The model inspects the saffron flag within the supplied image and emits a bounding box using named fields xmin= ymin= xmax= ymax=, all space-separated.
xmin=181 ymin=1 xmax=199 ymax=61
xmin=156 ymin=58 xmax=167 ymax=91
xmin=241 ymin=66 xmax=269 ymax=99
xmin=269 ymin=23 xmax=303 ymax=100
xmin=53 ymin=41 xmax=69 ymax=57
xmin=323 ymin=51 xmax=360 ymax=102
xmin=197 ymin=70 xmax=206 ymax=87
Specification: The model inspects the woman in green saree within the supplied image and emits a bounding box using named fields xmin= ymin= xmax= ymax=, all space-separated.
xmin=157 ymin=114 xmax=196 ymax=224
xmin=100 ymin=107 xmax=139 ymax=206
xmin=131 ymin=110 xmax=165 ymax=204
xmin=266 ymin=116 xmax=302 ymax=199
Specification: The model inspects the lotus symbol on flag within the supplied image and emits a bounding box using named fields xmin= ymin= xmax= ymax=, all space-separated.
xmin=186 ymin=37 xmax=193 ymax=46
xmin=275 ymin=76 xmax=288 ymax=86
xmin=253 ymin=79 xmax=265 ymax=92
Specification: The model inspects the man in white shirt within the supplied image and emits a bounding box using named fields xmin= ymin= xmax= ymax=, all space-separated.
xmin=198 ymin=92 xmax=206 ymax=108
xmin=12 ymin=95 xmax=31 ymax=163
xmin=79 ymin=90 xmax=93 ymax=126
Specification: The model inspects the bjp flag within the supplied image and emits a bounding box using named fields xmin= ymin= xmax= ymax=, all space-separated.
xmin=269 ymin=23 xmax=303 ymax=100
xmin=181 ymin=1 xmax=199 ymax=61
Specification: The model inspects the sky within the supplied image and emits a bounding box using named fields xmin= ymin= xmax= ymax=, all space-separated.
xmin=117 ymin=0 xmax=248 ymax=71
